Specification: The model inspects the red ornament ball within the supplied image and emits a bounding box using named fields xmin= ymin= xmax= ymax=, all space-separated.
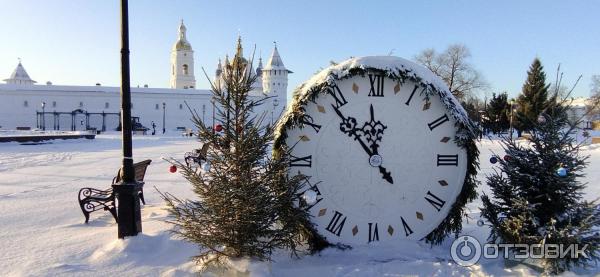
xmin=503 ymin=155 xmax=511 ymax=161
xmin=215 ymin=124 xmax=223 ymax=132
xmin=169 ymin=165 xmax=177 ymax=173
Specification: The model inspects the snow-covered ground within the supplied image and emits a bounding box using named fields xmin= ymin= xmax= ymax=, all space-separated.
xmin=0 ymin=134 xmax=598 ymax=276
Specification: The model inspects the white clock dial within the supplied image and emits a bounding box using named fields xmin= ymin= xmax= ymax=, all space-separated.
xmin=285 ymin=73 xmax=467 ymax=245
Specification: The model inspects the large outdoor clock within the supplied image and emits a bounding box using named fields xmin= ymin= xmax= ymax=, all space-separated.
xmin=276 ymin=56 xmax=475 ymax=245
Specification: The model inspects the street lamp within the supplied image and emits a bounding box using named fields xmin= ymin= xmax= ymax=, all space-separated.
xmin=211 ymin=97 xmax=215 ymax=134
xmin=509 ymin=99 xmax=515 ymax=140
xmin=41 ymin=102 xmax=46 ymax=131
xmin=112 ymin=0 xmax=142 ymax=239
xmin=202 ymin=104 xmax=206 ymax=124
xmin=162 ymin=102 xmax=166 ymax=134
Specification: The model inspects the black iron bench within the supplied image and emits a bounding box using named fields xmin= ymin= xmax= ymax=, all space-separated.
xmin=78 ymin=159 xmax=152 ymax=223
xmin=184 ymin=143 xmax=210 ymax=167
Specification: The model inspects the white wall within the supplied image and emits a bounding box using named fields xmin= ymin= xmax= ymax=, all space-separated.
xmin=0 ymin=84 xmax=275 ymax=132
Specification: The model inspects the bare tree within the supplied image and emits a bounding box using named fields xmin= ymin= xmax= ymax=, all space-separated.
xmin=415 ymin=44 xmax=487 ymax=100
xmin=587 ymin=75 xmax=600 ymax=119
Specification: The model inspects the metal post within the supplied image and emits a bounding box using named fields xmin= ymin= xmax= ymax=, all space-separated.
xmin=112 ymin=0 xmax=142 ymax=239
xmin=162 ymin=102 xmax=166 ymax=134
xmin=211 ymin=98 xmax=215 ymax=134
xmin=509 ymin=99 xmax=514 ymax=140
xmin=41 ymin=102 xmax=46 ymax=131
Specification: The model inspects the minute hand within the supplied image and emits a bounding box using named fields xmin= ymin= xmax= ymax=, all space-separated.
xmin=332 ymin=105 xmax=394 ymax=184
xmin=331 ymin=105 xmax=373 ymax=156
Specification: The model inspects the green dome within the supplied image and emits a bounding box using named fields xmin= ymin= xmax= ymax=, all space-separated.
xmin=173 ymin=40 xmax=192 ymax=51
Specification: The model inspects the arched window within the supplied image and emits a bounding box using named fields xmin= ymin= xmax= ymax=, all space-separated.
xmin=172 ymin=65 xmax=174 ymax=75
xmin=179 ymin=104 xmax=183 ymax=110
xmin=105 ymin=102 xmax=109 ymax=109
xmin=52 ymin=101 xmax=57 ymax=108
xmin=79 ymin=102 xmax=84 ymax=108
xmin=23 ymin=100 xmax=28 ymax=107
xmin=155 ymin=104 xmax=159 ymax=110
xmin=183 ymin=64 xmax=189 ymax=75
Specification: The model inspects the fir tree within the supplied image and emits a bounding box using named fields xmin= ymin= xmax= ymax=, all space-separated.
xmin=515 ymin=58 xmax=551 ymax=135
xmin=160 ymin=48 xmax=321 ymax=268
xmin=481 ymin=103 xmax=600 ymax=274
xmin=484 ymin=92 xmax=510 ymax=134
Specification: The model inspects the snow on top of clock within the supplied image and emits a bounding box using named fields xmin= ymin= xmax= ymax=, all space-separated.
xmin=283 ymin=56 xmax=475 ymax=139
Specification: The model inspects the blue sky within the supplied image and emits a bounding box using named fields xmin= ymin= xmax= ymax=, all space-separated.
xmin=1 ymin=0 xmax=598 ymax=100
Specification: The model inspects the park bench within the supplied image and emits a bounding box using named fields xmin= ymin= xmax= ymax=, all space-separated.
xmin=77 ymin=159 xmax=152 ymax=223
xmin=184 ymin=143 xmax=210 ymax=167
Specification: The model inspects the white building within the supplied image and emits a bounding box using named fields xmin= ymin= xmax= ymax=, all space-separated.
xmin=0 ymin=21 xmax=288 ymax=132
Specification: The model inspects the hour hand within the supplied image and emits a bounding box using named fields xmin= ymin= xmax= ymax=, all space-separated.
xmin=332 ymin=105 xmax=372 ymax=156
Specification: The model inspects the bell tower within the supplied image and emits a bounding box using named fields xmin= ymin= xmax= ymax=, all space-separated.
xmin=169 ymin=20 xmax=196 ymax=89
xmin=262 ymin=42 xmax=291 ymax=112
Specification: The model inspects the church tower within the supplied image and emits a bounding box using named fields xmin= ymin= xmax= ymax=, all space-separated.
xmin=4 ymin=60 xmax=36 ymax=85
xmin=262 ymin=43 xmax=291 ymax=109
xmin=170 ymin=20 xmax=196 ymax=89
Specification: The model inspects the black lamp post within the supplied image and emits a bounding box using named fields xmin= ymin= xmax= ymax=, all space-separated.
xmin=112 ymin=0 xmax=142 ymax=239
xmin=211 ymin=98 xmax=215 ymax=133
xmin=509 ymin=99 xmax=515 ymax=140
xmin=41 ymin=102 xmax=46 ymax=131
xmin=162 ymin=102 xmax=166 ymax=134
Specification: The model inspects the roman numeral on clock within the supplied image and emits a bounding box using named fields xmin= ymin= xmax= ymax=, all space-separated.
xmin=327 ymin=83 xmax=348 ymax=109
xmin=368 ymin=74 xmax=385 ymax=97
xmin=405 ymin=85 xmax=419 ymax=106
xmin=290 ymin=155 xmax=312 ymax=167
xmin=428 ymin=114 xmax=449 ymax=131
xmin=326 ymin=211 xmax=346 ymax=236
xmin=437 ymin=154 xmax=458 ymax=166
xmin=425 ymin=191 xmax=446 ymax=212
xmin=368 ymin=222 xmax=379 ymax=242
xmin=400 ymin=216 xmax=413 ymax=237
xmin=299 ymin=114 xmax=321 ymax=133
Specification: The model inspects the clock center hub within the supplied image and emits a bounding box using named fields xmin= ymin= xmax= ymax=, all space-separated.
xmin=369 ymin=154 xmax=383 ymax=167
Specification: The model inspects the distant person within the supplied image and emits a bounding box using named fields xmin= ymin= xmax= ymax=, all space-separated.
xmin=151 ymin=121 xmax=156 ymax=135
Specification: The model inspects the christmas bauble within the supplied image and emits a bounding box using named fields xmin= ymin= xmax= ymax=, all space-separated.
xmin=503 ymin=155 xmax=511 ymax=162
xmin=169 ymin=165 xmax=177 ymax=173
xmin=537 ymin=115 xmax=546 ymax=124
xmin=556 ymin=167 xmax=567 ymax=177
xmin=302 ymin=190 xmax=318 ymax=205
xmin=215 ymin=124 xmax=223 ymax=132
xmin=489 ymin=156 xmax=498 ymax=164
xmin=477 ymin=219 xmax=485 ymax=227
xmin=202 ymin=161 xmax=211 ymax=172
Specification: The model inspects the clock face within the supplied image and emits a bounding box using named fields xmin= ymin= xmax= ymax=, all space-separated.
xmin=285 ymin=74 xmax=468 ymax=245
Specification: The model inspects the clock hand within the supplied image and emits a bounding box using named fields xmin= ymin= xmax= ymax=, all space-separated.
xmin=379 ymin=165 xmax=393 ymax=184
xmin=359 ymin=104 xmax=387 ymax=155
xmin=332 ymin=105 xmax=393 ymax=184
xmin=331 ymin=105 xmax=373 ymax=156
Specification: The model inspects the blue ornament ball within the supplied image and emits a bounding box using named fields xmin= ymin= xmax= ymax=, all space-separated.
xmin=557 ymin=167 xmax=567 ymax=177
xmin=489 ymin=156 xmax=498 ymax=164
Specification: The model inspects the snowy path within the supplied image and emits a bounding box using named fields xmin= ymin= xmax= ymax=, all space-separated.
xmin=0 ymin=136 xmax=598 ymax=276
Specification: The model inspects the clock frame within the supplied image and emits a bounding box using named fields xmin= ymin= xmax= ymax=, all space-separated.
xmin=274 ymin=56 xmax=479 ymax=245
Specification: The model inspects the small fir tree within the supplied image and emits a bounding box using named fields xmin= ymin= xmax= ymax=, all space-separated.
xmin=484 ymin=92 xmax=510 ymax=134
xmin=515 ymin=58 xmax=551 ymax=135
xmin=481 ymin=102 xmax=600 ymax=274
xmin=161 ymin=47 xmax=321 ymax=267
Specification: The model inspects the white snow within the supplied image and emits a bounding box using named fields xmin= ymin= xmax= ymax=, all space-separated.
xmin=0 ymin=135 xmax=598 ymax=276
